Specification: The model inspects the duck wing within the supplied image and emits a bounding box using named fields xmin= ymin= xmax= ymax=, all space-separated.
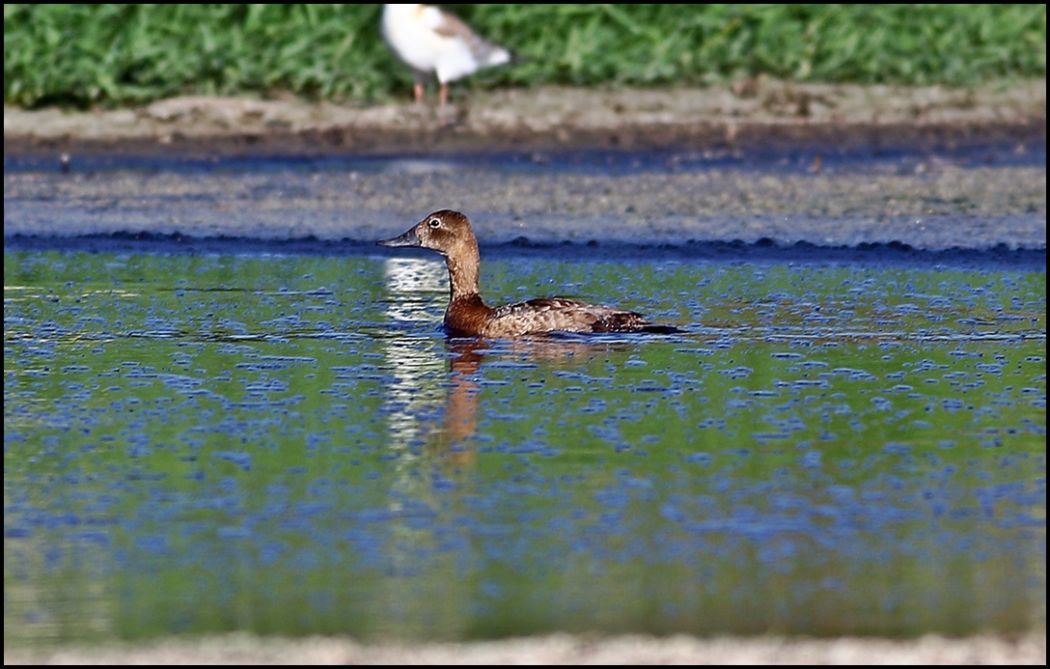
xmin=488 ymin=297 xmax=668 ymax=336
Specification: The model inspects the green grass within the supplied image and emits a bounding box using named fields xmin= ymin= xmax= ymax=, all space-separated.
xmin=4 ymin=4 xmax=1045 ymax=108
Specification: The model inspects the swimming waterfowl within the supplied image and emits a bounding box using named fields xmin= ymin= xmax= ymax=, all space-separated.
xmin=381 ymin=4 xmax=512 ymax=106
xmin=378 ymin=210 xmax=680 ymax=338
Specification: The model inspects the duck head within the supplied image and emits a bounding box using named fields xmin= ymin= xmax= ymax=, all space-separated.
xmin=378 ymin=209 xmax=477 ymax=258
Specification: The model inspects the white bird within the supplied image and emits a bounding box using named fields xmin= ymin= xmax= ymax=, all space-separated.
xmin=381 ymin=4 xmax=513 ymax=107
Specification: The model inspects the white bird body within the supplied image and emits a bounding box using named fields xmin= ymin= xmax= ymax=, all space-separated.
xmin=382 ymin=4 xmax=511 ymax=104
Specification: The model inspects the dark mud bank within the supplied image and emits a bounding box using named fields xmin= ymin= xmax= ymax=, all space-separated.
xmin=5 ymin=107 xmax=1045 ymax=253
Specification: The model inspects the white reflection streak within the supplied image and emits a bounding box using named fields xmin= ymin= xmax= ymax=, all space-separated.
xmin=383 ymin=256 xmax=446 ymax=320
xmin=381 ymin=257 xmax=446 ymax=454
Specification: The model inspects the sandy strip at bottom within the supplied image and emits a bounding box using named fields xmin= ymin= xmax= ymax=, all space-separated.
xmin=5 ymin=632 xmax=1045 ymax=665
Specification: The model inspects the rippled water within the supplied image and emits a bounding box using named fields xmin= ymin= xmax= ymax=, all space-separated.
xmin=3 ymin=248 xmax=1046 ymax=644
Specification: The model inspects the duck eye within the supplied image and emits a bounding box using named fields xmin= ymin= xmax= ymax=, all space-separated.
xmin=427 ymin=218 xmax=441 ymax=228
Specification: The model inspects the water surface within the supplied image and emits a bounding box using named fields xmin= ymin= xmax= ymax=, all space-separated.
xmin=4 ymin=248 xmax=1045 ymax=644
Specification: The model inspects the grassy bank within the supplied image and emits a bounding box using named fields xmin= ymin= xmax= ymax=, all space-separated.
xmin=4 ymin=4 xmax=1046 ymax=108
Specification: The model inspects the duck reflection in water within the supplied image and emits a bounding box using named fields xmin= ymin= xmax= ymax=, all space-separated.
xmin=427 ymin=336 xmax=630 ymax=466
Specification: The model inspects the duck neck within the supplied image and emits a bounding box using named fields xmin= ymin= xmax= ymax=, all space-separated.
xmin=445 ymin=238 xmax=483 ymax=304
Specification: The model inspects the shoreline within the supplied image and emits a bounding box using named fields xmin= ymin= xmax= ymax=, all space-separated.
xmin=4 ymin=80 xmax=1046 ymax=252
xmin=4 ymin=80 xmax=1045 ymax=158
xmin=4 ymin=632 xmax=1046 ymax=665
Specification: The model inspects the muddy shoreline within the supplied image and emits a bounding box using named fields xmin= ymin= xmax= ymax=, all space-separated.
xmin=4 ymin=80 xmax=1045 ymax=158
xmin=4 ymin=81 xmax=1046 ymax=249
xmin=6 ymin=148 xmax=1044 ymax=250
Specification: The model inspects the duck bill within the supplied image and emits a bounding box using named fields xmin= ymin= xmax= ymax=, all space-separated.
xmin=377 ymin=227 xmax=420 ymax=247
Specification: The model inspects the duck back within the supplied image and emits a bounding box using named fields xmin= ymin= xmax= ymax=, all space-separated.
xmin=478 ymin=297 xmax=674 ymax=337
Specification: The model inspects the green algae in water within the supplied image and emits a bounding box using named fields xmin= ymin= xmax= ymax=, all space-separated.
xmin=3 ymin=250 xmax=1046 ymax=644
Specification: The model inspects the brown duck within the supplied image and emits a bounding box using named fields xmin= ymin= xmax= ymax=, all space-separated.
xmin=378 ymin=210 xmax=680 ymax=337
